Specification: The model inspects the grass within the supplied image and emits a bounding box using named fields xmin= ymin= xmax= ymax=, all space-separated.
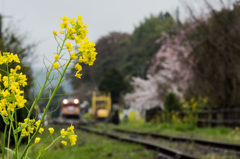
xmin=21 ymin=125 xmax=153 ymax=159
xmin=5 ymin=121 xmax=240 ymax=159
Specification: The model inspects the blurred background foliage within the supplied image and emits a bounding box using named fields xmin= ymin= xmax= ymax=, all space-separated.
xmin=184 ymin=5 xmax=240 ymax=108
xmin=0 ymin=18 xmax=35 ymax=131
xmin=69 ymin=12 xmax=176 ymax=103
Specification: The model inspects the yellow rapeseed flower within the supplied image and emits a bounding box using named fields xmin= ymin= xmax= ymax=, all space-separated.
xmin=68 ymin=18 xmax=76 ymax=25
xmin=35 ymin=120 xmax=41 ymax=128
xmin=61 ymin=141 xmax=67 ymax=146
xmin=35 ymin=137 xmax=41 ymax=143
xmin=60 ymin=128 xmax=67 ymax=138
xmin=78 ymin=56 xmax=85 ymax=63
xmin=59 ymin=30 xmax=65 ymax=34
xmin=65 ymin=42 xmax=73 ymax=52
xmin=15 ymin=65 xmax=21 ymax=70
xmin=53 ymin=62 xmax=59 ymax=69
xmin=78 ymin=38 xmax=97 ymax=66
xmin=48 ymin=127 xmax=54 ymax=134
xmin=3 ymin=81 xmax=8 ymax=88
xmin=75 ymin=73 xmax=82 ymax=79
xmin=1 ymin=109 xmax=8 ymax=116
xmin=75 ymin=63 xmax=82 ymax=72
xmin=2 ymin=90 xmax=10 ymax=97
xmin=60 ymin=16 xmax=67 ymax=21
xmin=77 ymin=14 xmax=82 ymax=21
xmin=75 ymin=36 xmax=82 ymax=43
xmin=53 ymin=30 xmax=57 ymax=38
xmin=7 ymin=103 xmax=16 ymax=111
xmin=69 ymin=134 xmax=77 ymax=146
xmin=66 ymin=124 xmax=77 ymax=146
xmin=70 ymin=51 xmax=77 ymax=59
xmin=60 ymin=21 xmax=68 ymax=29
xmin=39 ymin=128 xmax=44 ymax=134
xmin=54 ymin=54 xmax=59 ymax=61
xmin=21 ymin=128 xmax=29 ymax=137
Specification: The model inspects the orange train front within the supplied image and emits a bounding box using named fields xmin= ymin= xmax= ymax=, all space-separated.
xmin=60 ymin=98 xmax=80 ymax=119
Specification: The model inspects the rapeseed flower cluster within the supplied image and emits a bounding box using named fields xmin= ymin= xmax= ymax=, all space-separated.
xmin=60 ymin=124 xmax=77 ymax=146
xmin=0 ymin=15 xmax=97 ymax=159
xmin=0 ymin=52 xmax=27 ymax=116
xmin=52 ymin=15 xmax=97 ymax=79
xmin=18 ymin=119 xmax=44 ymax=137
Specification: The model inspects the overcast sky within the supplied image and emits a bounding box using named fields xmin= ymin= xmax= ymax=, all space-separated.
xmin=0 ymin=0 xmax=233 ymax=69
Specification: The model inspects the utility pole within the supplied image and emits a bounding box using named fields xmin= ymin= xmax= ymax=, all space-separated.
xmin=175 ymin=7 xmax=180 ymax=34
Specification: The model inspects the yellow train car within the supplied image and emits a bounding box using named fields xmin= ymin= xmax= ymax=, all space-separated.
xmin=92 ymin=91 xmax=111 ymax=120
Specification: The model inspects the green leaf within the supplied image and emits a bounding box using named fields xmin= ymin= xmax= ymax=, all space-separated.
xmin=0 ymin=113 xmax=9 ymax=125
xmin=4 ymin=147 xmax=15 ymax=155
xmin=5 ymin=147 xmax=29 ymax=159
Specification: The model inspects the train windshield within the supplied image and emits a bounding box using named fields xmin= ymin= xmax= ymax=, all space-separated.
xmin=96 ymin=100 xmax=108 ymax=109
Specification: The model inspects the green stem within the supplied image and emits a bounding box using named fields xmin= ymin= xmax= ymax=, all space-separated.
xmin=7 ymin=119 xmax=11 ymax=159
xmin=45 ymin=136 xmax=61 ymax=151
xmin=14 ymin=110 xmax=17 ymax=130
xmin=24 ymin=134 xmax=31 ymax=159
xmin=35 ymin=136 xmax=61 ymax=159
xmin=17 ymin=36 xmax=67 ymax=147
xmin=2 ymin=124 xmax=7 ymax=159
xmin=23 ymin=143 xmax=35 ymax=159
xmin=6 ymin=60 xmax=10 ymax=159
xmin=20 ymin=40 xmax=71 ymax=159
xmin=8 ymin=112 xmax=18 ymax=159
xmin=14 ymin=110 xmax=18 ymax=159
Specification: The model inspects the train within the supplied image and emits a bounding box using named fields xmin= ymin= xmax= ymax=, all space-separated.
xmin=60 ymin=98 xmax=80 ymax=119
xmin=92 ymin=91 xmax=111 ymax=120
xmin=60 ymin=91 xmax=111 ymax=120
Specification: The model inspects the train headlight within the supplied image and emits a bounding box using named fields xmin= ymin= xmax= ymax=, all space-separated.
xmin=73 ymin=99 xmax=79 ymax=104
xmin=63 ymin=99 xmax=68 ymax=104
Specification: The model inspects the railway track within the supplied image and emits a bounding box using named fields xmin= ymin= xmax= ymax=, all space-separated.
xmin=48 ymin=118 xmax=97 ymax=125
xmin=78 ymin=126 xmax=198 ymax=159
xmin=50 ymin=120 xmax=240 ymax=158
xmin=113 ymin=128 xmax=240 ymax=152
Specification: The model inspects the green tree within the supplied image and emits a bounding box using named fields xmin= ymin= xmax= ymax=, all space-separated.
xmin=121 ymin=12 xmax=175 ymax=79
xmin=184 ymin=4 xmax=240 ymax=107
xmin=164 ymin=92 xmax=181 ymax=112
xmin=98 ymin=68 xmax=129 ymax=103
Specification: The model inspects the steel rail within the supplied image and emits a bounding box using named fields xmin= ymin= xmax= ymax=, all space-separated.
xmin=78 ymin=127 xmax=198 ymax=159
xmin=114 ymin=128 xmax=240 ymax=152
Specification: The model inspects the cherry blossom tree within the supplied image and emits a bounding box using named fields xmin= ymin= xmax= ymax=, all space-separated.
xmin=124 ymin=30 xmax=192 ymax=111
xmin=124 ymin=75 xmax=163 ymax=111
